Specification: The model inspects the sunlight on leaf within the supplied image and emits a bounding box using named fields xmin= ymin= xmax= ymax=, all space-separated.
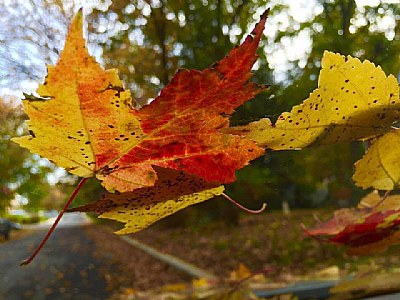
xmin=13 ymin=10 xmax=267 ymax=193
xmin=353 ymin=130 xmax=400 ymax=190
xmin=228 ymin=51 xmax=400 ymax=150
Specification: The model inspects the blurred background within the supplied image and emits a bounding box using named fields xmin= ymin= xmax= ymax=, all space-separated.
xmin=1 ymin=1 xmax=400 ymax=299
xmin=0 ymin=0 xmax=399 ymax=225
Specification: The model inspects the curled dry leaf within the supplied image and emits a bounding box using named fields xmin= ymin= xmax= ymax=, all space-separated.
xmin=228 ymin=51 xmax=400 ymax=150
xmin=13 ymin=10 xmax=267 ymax=193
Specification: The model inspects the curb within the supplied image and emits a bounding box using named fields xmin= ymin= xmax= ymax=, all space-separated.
xmin=119 ymin=235 xmax=218 ymax=280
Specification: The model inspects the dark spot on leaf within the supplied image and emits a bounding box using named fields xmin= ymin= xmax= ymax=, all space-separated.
xmin=29 ymin=130 xmax=36 ymax=137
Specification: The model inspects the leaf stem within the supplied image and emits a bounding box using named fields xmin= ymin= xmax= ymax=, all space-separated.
xmin=20 ymin=177 xmax=88 ymax=266
xmin=373 ymin=190 xmax=391 ymax=209
xmin=222 ymin=193 xmax=266 ymax=214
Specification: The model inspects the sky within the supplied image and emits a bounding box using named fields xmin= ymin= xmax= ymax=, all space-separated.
xmin=1 ymin=0 xmax=399 ymax=99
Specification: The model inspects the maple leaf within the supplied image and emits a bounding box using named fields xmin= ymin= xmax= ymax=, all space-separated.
xmin=69 ymin=167 xmax=224 ymax=234
xmin=353 ymin=129 xmax=400 ymax=190
xmin=13 ymin=10 xmax=267 ymax=193
xmin=227 ymin=51 xmax=400 ymax=150
xmin=15 ymin=10 xmax=269 ymax=265
xmin=304 ymin=192 xmax=400 ymax=255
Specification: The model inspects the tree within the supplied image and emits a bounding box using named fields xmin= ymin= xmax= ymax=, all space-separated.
xmin=0 ymin=99 xmax=52 ymax=214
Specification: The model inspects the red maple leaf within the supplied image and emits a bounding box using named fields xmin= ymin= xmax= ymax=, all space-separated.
xmin=15 ymin=9 xmax=270 ymax=265
xmin=304 ymin=208 xmax=400 ymax=255
xmin=14 ymin=10 xmax=268 ymax=193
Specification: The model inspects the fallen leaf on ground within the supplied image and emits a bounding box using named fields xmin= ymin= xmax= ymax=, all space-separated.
xmin=229 ymin=263 xmax=253 ymax=281
xmin=329 ymin=272 xmax=400 ymax=300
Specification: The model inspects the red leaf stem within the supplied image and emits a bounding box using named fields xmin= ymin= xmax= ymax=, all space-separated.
xmin=222 ymin=193 xmax=267 ymax=214
xmin=20 ymin=177 xmax=88 ymax=266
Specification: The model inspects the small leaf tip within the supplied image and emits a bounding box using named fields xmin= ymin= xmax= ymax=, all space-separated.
xmin=73 ymin=8 xmax=84 ymax=26
xmin=261 ymin=8 xmax=271 ymax=20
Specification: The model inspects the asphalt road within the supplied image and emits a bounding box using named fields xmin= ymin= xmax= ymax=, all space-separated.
xmin=0 ymin=213 xmax=110 ymax=300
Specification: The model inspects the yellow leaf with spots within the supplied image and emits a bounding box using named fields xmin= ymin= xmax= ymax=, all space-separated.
xmin=12 ymin=11 xmax=146 ymax=192
xmin=228 ymin=51 xmax=399 ymax=150
xmin=69 ymin=167 xmax=224 ymax=234
xmin=353 ymin=130 xmax=400 ymax=190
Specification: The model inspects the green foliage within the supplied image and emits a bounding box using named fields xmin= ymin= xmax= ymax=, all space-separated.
xmin=0 ymin=100 xmax=52 ymax=214
xmin=92 ymin=0 xmax=273 ymax=103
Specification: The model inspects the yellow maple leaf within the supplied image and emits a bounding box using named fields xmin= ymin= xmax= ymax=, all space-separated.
xmin=353 ymin=130 xmax=400 ymax=190
xmin=229 ymin=263 xmax=252 ymax=281
xmin=227 ymin=51 xmax=399 ymax=150
xmin=12 ymin=11 xmax=145 ymax=192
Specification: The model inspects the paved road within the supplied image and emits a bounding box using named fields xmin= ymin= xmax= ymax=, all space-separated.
xmin=0 ymin=213 xmax=110 ymax=300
